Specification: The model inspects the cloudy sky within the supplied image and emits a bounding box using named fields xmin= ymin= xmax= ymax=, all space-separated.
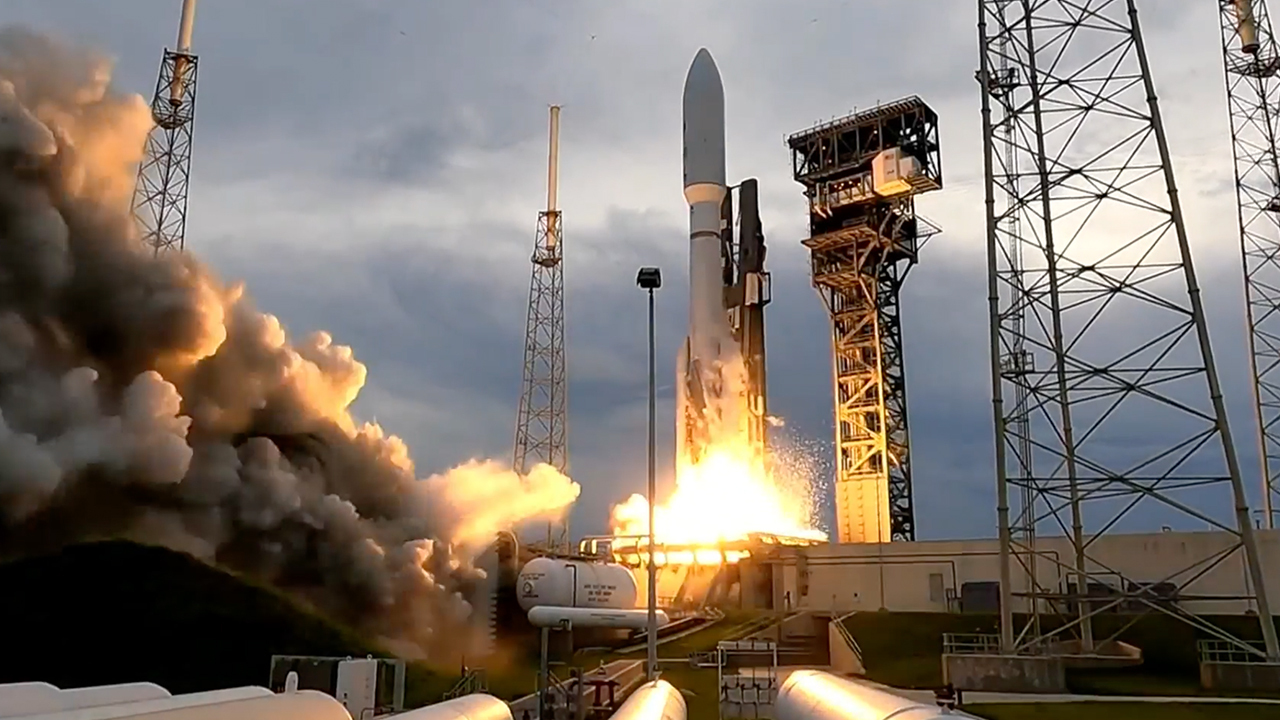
xmin=8 ymin=0 xmax=1267 ymax=540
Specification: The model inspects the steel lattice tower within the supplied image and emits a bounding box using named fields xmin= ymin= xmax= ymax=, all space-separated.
xmin=134 ymin=50 xmax=198 ymax=255
xmin=787 ymin=101 xmax=942 ymax=544
xmin=978 ymin=0 xmax=1279 ymax=659
xmin=514 ymin=106 xmax=569 ymax=552
xmin=134 ymin=1 xmax=199 ymax=255
xmin=1219 ymin=0 xmax=1280 ymax=530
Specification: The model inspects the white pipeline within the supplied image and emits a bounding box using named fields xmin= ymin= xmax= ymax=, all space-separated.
xmin=607 ymin=680 xmax=686 ymax=720
xmin=777 ymin=671 xmax=961 ymax=720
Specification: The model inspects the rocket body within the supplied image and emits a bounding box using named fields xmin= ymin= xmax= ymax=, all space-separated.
xmin=678 ymin=49 xmax=742 ymax=464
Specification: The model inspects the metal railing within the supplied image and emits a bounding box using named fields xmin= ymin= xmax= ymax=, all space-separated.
xmin=942 ymin=633 xmax=1002 ymax=656
xmin=831 ymin=611 xmax=864 ymax=668
xmin=443 ymin=668 xmax=488 ymax=699
xmin=1198 ymin=638 xmax=1273 ymax=665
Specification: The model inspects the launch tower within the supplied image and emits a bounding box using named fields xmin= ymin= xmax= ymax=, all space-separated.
xmin=1218 ymin=0 xmax=1280 ymax=529
xmin=787 ymin=100 xmax=942 ymax=544
xmin=977 ymin=0 xmax=1278 ymax=660
xmin=514 ymin=107 xmax=570 ymax=552
xmin=133 ymin=0 xmax=199 ymax=255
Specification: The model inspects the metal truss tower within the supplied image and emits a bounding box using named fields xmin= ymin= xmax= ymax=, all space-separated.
xmin=514 ymin=106 xmax=569 ymax=552
xmin=133 ymin=0 xmax=199 ymax=255
xmin=787 ymin=100 xmax=942 ymax=544
xmin=1219 ymin=0 xmax=1280 ymax=530
xmin=977 ymin=0 xmax=1279 ymax=659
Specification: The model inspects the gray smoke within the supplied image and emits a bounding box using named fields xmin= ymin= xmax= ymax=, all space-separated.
xmin=0 ymin=27 xmax=579 ymax=658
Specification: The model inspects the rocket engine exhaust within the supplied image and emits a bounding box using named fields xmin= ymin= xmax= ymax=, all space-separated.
xmin=0 ymin=26 xmax=579 ymax=660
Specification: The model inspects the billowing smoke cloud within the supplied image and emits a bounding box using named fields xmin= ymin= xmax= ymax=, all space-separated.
xmin=0 ymin=26 xmax=579 ymax=658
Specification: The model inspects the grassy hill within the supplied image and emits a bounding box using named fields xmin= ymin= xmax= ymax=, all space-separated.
xmin=0 ymin=540 xmax=381 ymax=694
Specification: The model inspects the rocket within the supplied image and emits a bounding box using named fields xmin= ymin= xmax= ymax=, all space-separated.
xmin=678 ymin=48 xmax=745 ymax=465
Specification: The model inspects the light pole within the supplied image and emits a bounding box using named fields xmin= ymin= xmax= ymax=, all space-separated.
xmin=636 ymin=266 xmax=662 ymax=681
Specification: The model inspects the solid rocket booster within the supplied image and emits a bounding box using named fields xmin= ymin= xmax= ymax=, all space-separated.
xmin=678 ymin=48 xmax=741 ymax=464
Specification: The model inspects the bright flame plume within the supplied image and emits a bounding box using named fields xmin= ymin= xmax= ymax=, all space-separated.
xmin=610 ymin=427 xmax=827 ymax=550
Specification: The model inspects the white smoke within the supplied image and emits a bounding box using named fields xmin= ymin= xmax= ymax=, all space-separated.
xmin=0 ymin=26 xmax=579 ymax=659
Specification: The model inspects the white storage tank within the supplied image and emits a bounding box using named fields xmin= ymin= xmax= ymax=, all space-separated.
xmin=391 ymin=693 xmax=512 ymax=720
xmin=41 ymin=690 xmax=353 ymax=720
xmin=517 ymin=557 xmax=638 ymax=611
xmin=19 ymin=686 xmax=273 ymax=720
xmin=776 ymin=670 xmax=953 ymax=720
xmin=609 ymin=680 xmax=686 ymax=720
xmin=59 ymin=682 xmax=171 ymax=710
xmin=0 ymin=682 xmax=61 ymax=717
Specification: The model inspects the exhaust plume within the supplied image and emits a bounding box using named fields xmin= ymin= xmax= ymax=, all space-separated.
xmin=0 ymin=26 xmax=580 ymax=658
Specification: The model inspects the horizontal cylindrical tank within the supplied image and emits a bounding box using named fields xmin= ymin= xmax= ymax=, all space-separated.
xmin=0 ymin=682 xmax=62 ymax=717
xmin=26 ymin=690 xmax=350 ymax=720
xmin=0 ymin=682 xmax=170 ymax=716
xmin=391 ymin=692 xmax=513 ymax=720
xmin=20 ymin=686 xmax=274 ymax=720
xmin=776 ymin=670 xmax=954 ymax=720
xmin=517 ymin=557 xmax=638 ymax=611
xmin=59 ymin=682 xmax=171 ymax=710
xmin=527 ymin=606 xmax=670 ymax=630
xmin=608 ymin=680 xmax=686 ymax=720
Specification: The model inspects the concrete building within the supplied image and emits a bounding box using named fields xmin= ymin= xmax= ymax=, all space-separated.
xmin=735 ymin=529 xmax=1280 ymax=617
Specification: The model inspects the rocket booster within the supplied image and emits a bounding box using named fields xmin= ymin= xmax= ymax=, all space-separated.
xmin=678 ymin=48 xmax=742 ymax=464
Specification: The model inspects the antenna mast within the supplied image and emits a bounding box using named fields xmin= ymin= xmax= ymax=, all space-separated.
xmin=133 ymin=0 xmax=200 ymax=255
xmin=514 ymin=106 xmax=570 ymax=553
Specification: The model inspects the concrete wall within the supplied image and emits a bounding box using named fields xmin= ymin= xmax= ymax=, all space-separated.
xmin=764 ymin=529 xmax=1280 ymax=616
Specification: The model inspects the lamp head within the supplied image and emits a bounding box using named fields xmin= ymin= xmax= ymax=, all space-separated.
xmin=636 ymin=267 xmax=662 ymax=290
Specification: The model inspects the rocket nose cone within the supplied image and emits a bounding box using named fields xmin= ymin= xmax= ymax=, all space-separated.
xmin=685 ymin=48 xmax=722 ymax=92
xmin=682 ymin=47 xmax=726 ymax=190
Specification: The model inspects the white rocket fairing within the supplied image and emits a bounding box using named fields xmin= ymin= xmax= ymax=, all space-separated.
xmin=678 ymin=49 xmax=743 ymax=464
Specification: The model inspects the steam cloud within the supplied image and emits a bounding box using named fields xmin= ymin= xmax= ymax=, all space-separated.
xmin=0 ymin=27 xmax=579 ymax=658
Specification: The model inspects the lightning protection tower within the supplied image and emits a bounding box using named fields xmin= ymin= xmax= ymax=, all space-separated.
xmin=977 ymin=0 xmax=1279 ymax=661
xmin=1219 ymin=0 xmax=1280 ymax=531
xmin=133 ymin=0 xmax=199 ymax=255
xmin=786 ymin=99 xmax=942 ymax=544
xmin=514 ymin=106 xmax=569 ymax=552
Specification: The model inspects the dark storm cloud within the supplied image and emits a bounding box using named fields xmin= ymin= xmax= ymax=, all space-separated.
xmin=6 ymin=0 xmax=1261 ymax=543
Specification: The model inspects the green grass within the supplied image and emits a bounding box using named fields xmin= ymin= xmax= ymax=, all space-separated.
xmin=0 ymin=541 xmax=390 ymax=694
xmin=842 ymin=611 xmax=1280 ymax=697
xmin=966 ymin=703 xmax=1280 ymax=719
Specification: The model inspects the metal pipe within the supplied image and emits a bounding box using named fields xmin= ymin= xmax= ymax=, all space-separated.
xmin=1236 ymin=0 xmax=1260 ymax=54
xmin=538 ymin=626 xmax=551 ymax=720
xmin=975 ymin=0 xmax=1015 ymax=653
xmin=606 ymin=680 xmax=685 ymax=720
xmin=1129 ymin=0 xmax=1280 ymax=661
xmin=646 ymin=285 xmax=658 ymax=681
xmin=546 ymin=106 xmax=561 ymax=249
xmin=776 ymin=670 xmax=957 ymax=720
xmin=168 ymin=0 xmax=198 ymax=105
xmin=176 ymin=0 xmax=197 ymax=53
xmin=547 ymin=106 xmax=560 ymax=214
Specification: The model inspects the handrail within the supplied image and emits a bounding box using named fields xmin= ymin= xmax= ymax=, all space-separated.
xmin=442 ymin=668 xmax=488 ymax=700
xmin=831 ymin=611 xmax=864 ymax=668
